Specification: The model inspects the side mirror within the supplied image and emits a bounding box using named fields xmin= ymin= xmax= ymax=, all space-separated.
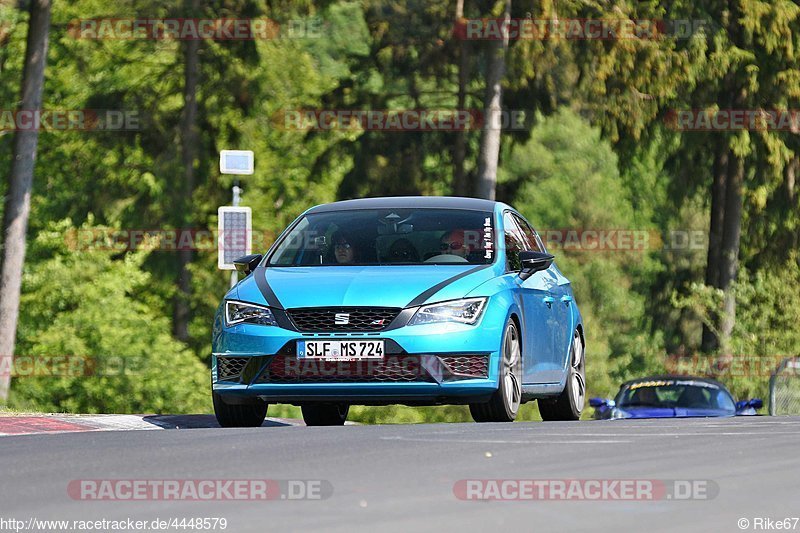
xmin=518 ymin=251 xmax=555 ymax=280
xmin=735 ymin=398 xmax=763 ymax=412
xmin=589 ymin=398 xmax=612 ymax=408
xmin=233 ymin=254 xmax=263 ymax=276
xmin=589 ymin=398 xmax=606 ymax=408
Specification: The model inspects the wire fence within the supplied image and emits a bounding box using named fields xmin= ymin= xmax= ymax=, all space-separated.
xmin=769 ymin=357 xmax=800 ymax=416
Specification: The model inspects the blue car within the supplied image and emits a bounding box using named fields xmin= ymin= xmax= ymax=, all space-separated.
xmin=212 ymin=196 xmax=585 ymax=426
xmin=589 ymin=376 xmax=763 ymax=419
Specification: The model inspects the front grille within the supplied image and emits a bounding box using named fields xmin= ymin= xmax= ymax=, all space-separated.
xmin=217 ymin=356 xmax=248 ymax=381
xmin=256 ymin=355 xmax=434 ymax=383
xmin=439 ymin=355 xmax=489 ymax=378
xmin=287 ymin=307 xmax=401 ymax=332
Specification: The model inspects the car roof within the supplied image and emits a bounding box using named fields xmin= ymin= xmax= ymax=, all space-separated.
xmin=306 ymin=196 xmax=501 ymax=214
xmin=620 ymin=375 xmax=728 ymax=390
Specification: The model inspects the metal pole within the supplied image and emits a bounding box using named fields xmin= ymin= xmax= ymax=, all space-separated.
xmin=230 ymin=181 xmax=242 ymax=288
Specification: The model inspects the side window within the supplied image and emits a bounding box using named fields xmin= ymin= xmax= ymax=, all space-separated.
xmin=503 ymin=212 xmax=526 ymax=271
xmin=512 ymin=213 xmax=544 ymax=253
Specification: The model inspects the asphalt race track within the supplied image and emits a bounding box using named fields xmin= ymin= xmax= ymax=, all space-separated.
xmin=1 ymin=416 xmax=798 ymax=533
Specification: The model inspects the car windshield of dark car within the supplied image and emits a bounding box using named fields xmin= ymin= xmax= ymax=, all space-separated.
xmin=617 ymin=381 xmax=736 ymax=412
xmin=267 ymin=208 xmax=496 ymax=266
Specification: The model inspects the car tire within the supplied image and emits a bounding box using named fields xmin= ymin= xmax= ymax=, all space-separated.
xmin=302 ymin=404 xmax=350 ymax=426
xmin=538 ymin=329 xmax=585 ymax=421
xmin=469 ymin=319 xmax=522 ymax=423
xmin=213 ymin=392 xmax=268 ymax=427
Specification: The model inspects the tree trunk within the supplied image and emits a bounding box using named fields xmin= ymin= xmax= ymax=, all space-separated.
xmin=788 ymin=157 xmax=798 ymax=251
xmin=701 ymin=146 xmax=728 ymax=353
xmin=0 ymin=0 xmax=51 ymax=402
xmin=718 ymin=153 xmax=744 ymax=351
xmin=452 ymin=0 xmax=471 ymax=196
xmin=174 ymin=0 xmax=200 ymax=342
xmin=475 ymin=0 xmax=511 ymax=200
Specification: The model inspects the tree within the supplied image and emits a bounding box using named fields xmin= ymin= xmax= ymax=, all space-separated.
xmin=475 ymin=0 xmax=511 ymax=200
xmin=174 ymin=0 xmax=201 ymax=342
xmin=0 ymin=0 xmax=51 ymax=402
xmin=452 ymin=0 xmax=472 ymax=196
xmin=687 ymin=0 xmax=800 ymax=351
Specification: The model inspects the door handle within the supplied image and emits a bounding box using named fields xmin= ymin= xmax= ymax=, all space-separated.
xmin=560 ymin=295 xmax=573 ymax=304
xmin=542 ymin=296 xmax=555 ymax=308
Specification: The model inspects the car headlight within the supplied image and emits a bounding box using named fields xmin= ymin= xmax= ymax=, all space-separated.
xmin=225 ymin=300 xmax=278 ymax=327
xmin=409 ymin=297 xmax=487 ymax=326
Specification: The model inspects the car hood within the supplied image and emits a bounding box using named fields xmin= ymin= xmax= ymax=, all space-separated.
xmin=235 ymin=264 xmax=500 ymax=309
xmin=613 ymin=407 xmax=735 ymax=419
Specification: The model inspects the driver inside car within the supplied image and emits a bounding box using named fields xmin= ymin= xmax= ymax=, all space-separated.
xmin=439 ymin=229 xmax=471 ymax=259
xmin=629 ymin=387 xmax=658 ymax=406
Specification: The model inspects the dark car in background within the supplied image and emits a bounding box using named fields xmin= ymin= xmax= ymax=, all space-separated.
xmin=590 ymin=376 xmax=763 ymax=420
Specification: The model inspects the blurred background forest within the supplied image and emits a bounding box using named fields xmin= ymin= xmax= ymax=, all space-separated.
xmin=1 ymin=0 xmax=798 ymax=422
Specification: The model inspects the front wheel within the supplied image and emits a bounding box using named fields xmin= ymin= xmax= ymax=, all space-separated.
xmin=469 ymin=319 xmax=522 ymax=423
xmin=301 ymin=404 xmax=349 ymax=426
xmin=213 ymin=392 xmax=268 ymax=427
xmin=539 ymin=329 xmax=585 ymax=421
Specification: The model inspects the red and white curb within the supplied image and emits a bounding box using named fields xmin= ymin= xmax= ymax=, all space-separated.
xmin=0 ymin=414 xmax=306 ymax=436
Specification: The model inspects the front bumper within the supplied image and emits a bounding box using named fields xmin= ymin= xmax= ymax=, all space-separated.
xmin=212 ymin=319 xmax=504 ymax=405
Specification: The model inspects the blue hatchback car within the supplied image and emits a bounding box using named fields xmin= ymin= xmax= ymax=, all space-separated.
xmin=212 ymin=197 xmax=585 ymax=426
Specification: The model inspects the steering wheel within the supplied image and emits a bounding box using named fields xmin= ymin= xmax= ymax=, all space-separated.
xmin=424 ymin=254 xmax=469 ymax=263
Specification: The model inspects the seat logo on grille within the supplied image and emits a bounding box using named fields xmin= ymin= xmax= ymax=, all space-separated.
xmin=334 ymin=313 xmax=350 ymax=325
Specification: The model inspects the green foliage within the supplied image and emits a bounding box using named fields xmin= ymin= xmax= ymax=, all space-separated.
xmin=674 ymin=256 xmax=800 ymax=401
xmin=9 ymin=220 xmax=210 ymax=414
xmin=499 ymin=108 xmax=664 ymax=398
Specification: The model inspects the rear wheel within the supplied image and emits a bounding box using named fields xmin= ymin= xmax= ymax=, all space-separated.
xmin=538 ymin=329 xmax=585 ymax=421
xmin=213 ymin=392 xmax=268 ymax=427
xmin=302 ymin=403 xmax=349 ymax=426
xmin=469 ymin=319 xmax=522 ymax=423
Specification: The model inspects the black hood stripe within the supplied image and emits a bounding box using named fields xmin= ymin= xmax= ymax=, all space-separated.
xmin=405 ymin=264 xmax=494 ymax=308
xmin=254 ymin=266 xmax=284 ymax=310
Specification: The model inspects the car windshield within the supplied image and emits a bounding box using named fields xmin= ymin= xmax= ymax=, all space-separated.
xmin=267 ymin=208 xmax=496 ymax=266
xmin=616 ymin=380 xmax=736 ymax=412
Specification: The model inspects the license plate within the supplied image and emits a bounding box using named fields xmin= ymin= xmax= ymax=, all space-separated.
xmin=297 ymin=340 xmax=385 ymax=361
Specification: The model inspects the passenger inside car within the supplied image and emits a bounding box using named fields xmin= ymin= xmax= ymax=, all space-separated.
xmin=628 ymin=387 xmax=659 ymax=406
xmin=677 ymin=387 xmax=711 ymax=409
xmin=330 ymin=230 xmax=359 ymax=264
